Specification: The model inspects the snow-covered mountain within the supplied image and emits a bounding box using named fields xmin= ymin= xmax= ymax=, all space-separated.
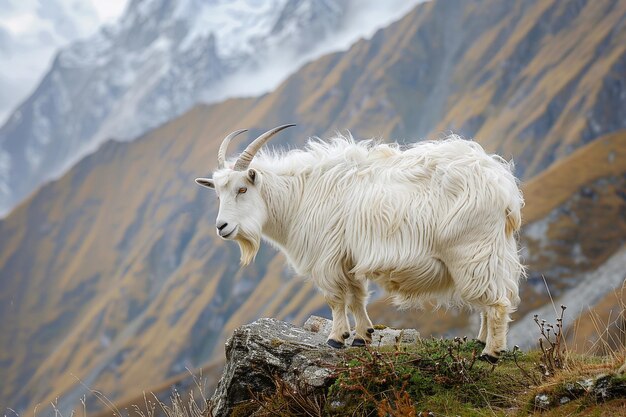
xmin=0 ymin=0 xmax=420 ymax=216
xmin=0 ymin=0 xmax=126 ymax=122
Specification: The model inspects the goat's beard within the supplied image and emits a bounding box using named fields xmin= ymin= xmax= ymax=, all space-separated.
xmin=235 ymin=228 xmax=261 ymax=266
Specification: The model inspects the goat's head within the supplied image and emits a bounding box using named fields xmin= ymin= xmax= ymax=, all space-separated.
xmin=195 ymin=124 xmax=295 ymax=265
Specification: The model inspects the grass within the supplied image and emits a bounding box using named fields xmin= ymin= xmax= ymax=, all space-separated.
xmin=243 ymin=307 xmax=626 ymax=417
xmin=244 ymin=343 xmax=626 ymax=416
xmin=324 ymin=338 xmax=540 ymax=416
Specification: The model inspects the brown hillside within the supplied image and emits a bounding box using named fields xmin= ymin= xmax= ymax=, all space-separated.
xmin=523 ymin=130 xmax=626 ymax=224
xmin=1 ymin=0 xmax=626 ymax=414
xmin=519 ymin=130 xmax=626 ymax=314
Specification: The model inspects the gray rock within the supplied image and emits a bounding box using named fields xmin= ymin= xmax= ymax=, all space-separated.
xmin=534 ymin=393 xmax=550 ymax=410
xmin=209 ymin=315 xmax=420 ymax=417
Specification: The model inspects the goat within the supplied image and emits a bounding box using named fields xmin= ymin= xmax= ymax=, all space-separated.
xmin=195 ymin=125 xmax=524 ymax=363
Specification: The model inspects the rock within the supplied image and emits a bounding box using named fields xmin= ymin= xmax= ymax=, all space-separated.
xmin=592 ymin=374 xmax=626 ymax=401
xmin=303 ymin=315 xmax=420 ymax=346
xmin=534 ymin=393 xmax=550 ymax=410
xmin=209 ymin=315 xmax=420 ymax=417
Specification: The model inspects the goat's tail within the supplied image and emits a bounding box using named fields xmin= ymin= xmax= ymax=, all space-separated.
xmin=505 ymin=206 xmax=521 ymax=237
xmin=494 ymin=156 xmax=523 ymax=237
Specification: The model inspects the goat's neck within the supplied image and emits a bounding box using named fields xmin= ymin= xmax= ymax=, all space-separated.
xmin=259 ymin=171 xmax=302 ymax=246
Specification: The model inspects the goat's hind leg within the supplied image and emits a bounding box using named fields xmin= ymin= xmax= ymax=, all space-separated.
xmin=449 ymin=254 xmax=519 ymax=363
xmin=479 ymin=303 xmax=511 ymax=364
xmin=324 ymin=293 xmax=350 ymax=349
xmin=348 ymin=274 xmax=374 ymax=347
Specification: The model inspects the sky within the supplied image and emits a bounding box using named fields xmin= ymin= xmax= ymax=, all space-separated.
xmin=0 ymin=0 xmax=128 ymax=123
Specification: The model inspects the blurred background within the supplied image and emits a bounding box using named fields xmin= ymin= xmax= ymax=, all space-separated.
xmin=0 ymin=0 xmax=625 ymax=415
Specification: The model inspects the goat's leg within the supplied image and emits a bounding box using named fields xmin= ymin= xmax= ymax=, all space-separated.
xmin=480 ymin=304 xmax=511 ymax=363
xmin=446 ymin=237 xmax=521 ymax=363
xmin=325 ymin=293 xmax=350 ymax=349
xmin=348 ymin=275 xmax=374 ymax=347
xmin=475 ymin=311 xmax=488 ymax=346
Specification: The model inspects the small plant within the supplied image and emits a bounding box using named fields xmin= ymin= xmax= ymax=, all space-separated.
xmin=325 ymin=337 xmax=530 ymax=415
xmin=510 ymin=305 xmax=569 ymax=387
xmin=375 ymin=384 xmax=416 ymax=417
xmin=534 ymin=305 xmax=568 ymax=378
xmin=248 ymin=375 xmax=326 ymax=417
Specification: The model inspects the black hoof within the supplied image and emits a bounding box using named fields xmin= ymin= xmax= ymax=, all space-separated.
xmin=367 ymin=328 xmax=375 ymax=334
xmin=479 ymin=353 xmax=500 ymax=364
xmin=342 ymin=332 xmax=350 ymax=340
xmin=327 ymin=339 xmax=345 ymax=349
xmin=352 ymin=338 xmax=367 ymax=347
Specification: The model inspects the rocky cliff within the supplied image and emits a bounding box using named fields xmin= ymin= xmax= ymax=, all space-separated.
xmin=206 ymin=316 xmax=626 ymax=416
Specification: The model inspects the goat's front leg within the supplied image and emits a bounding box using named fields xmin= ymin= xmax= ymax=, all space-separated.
xmin=480 ymin=303 xmax=511 ymax=363
xmin=348 ymin=274 xmax=374 ymax=347
xmin=324 ymin=293 xmax=350 ymax=349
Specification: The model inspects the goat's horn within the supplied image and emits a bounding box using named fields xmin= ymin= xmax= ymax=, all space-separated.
xmin=218 ymin=129 xmax=248 ymax=169
xmin=234 ymin=124 xmax=296 ymax=171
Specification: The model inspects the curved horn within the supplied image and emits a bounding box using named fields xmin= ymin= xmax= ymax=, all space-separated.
xmin=233 ymin=124 xmax=296 ymax=171
xmin=218 ymin=129 xmax=248 ymax=169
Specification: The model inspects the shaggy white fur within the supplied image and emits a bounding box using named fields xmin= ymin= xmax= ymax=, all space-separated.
xmin=197 ymin=133 xmax=524 ymax=360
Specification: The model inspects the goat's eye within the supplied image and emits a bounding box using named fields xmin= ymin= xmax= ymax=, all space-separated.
xmin=237 ymin=187 xmax=247 ymax=194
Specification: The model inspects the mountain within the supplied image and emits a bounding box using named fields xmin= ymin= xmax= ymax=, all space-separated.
xmin=1 ymin=0 xmax=625 ymax=415
xmin=0 ymin=0 xmax=119 ymax=122
xmin=0 ymin=0 xmax=421 ymax=216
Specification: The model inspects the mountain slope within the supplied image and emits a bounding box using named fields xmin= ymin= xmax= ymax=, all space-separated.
xmin=518 ymin=129 xmax=626 ymax=315
xmin=1 ymin=0 xmax=625 ymax=415
xmin=0 ymin=0 xmax=422 ymax=216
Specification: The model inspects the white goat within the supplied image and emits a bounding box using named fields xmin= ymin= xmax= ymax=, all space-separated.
xmin=195 ymin=125 xmax=524 ymax=362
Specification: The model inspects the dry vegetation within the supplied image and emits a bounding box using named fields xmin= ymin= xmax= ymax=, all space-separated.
xmin=224 ymin=305 xmax=626 ymax=416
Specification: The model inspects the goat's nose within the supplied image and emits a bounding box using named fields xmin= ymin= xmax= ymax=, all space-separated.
xmin=216 ymin=221 xmax=228 ymax=231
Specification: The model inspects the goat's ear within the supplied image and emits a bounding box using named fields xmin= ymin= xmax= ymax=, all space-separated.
xmin=195 ymin=178 xmax=215 ymax=189
xmin=247 ymin=169 xmax=257 ymax=184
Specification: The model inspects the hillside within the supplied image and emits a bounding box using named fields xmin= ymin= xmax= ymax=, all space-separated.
xmin=1 ymin=0 xmax=626 ymax=415
xmin=519 ymin=130 xmax=626 ymax=312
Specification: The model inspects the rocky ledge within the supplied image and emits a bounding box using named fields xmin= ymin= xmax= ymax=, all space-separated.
xmin=208 ymin=316 xmax=419 ymax=417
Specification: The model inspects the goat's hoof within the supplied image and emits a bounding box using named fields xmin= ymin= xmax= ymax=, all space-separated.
xmin=473 ymin=339 xmax=486 ymax=347
xmin=478 ymin=353 xmax=500 ymax=364
xmin=342 ymin=332 xmax=350 ymax=340
xmin=327 ymin=339 xmax=345 ymax=349
xmin=352 ymin=338 xmax=367 ymax=347
xmin=367 ymin=328 xmax=375 ymax=334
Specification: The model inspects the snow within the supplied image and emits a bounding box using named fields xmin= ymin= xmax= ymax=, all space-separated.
xmin=0 ymin=0 xmax=127 ymax=124
xmin=177 ymin=0 xmax=287 ymax=55
xmin=0 ymin=149 xmax=10 ymax=196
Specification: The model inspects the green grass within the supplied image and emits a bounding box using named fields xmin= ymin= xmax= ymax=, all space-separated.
xmin=247 ymin=337 xmax=626 ymax=417
xmin=325 ymin=338 xmax=541 ymax=416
